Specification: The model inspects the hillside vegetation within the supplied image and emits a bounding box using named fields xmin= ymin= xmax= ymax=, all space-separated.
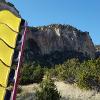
xmin=21 ymin=57 xmax=100 ymax=91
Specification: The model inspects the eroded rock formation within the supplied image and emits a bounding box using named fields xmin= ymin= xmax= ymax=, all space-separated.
xmin=26 ymin=24 xmax=95 ymax=59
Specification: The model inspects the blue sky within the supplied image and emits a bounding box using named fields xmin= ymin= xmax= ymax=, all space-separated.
xmin=8 ymin=0 xmax=100 ymax=45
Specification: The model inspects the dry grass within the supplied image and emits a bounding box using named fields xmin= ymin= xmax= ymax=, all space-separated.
xmin=17 ymin=84 xmax=39 ymax=100
xmin=17 ymin=82 xmax=100 ymax=100
xmin=56 ymin=81 xmax=100 ymax=100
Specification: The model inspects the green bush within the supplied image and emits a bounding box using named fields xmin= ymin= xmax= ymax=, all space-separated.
xmin=20 ymin=64 xmax=44 ymax=85
xmin=49 ymin=58 xmax=100 ymax=90
xmin=20 ymin=58 xmax=100 ymax=91
xmin=77 ymin=74 xmax=100 ymax=90
xmin=76 ymin=59 xmax=100 ymax=90
xmin=50 ymin=59 xmax=80 ymax=83
xmin=35 ymin=73 xmax=61 ymax=100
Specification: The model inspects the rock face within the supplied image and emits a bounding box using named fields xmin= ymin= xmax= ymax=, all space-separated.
xmin=95 ymin=45 xmax=100 ymax=52
xmin=95 ymin=45 xmax=100 ymax=58
xmin=26 ymin=24 xmax=95 ymax=59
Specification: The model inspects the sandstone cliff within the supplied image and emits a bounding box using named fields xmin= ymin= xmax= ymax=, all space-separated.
xmin=95 ymin=45 xmax=100 ymax=58
xmin=95 ymin=45 xmax=100 ymax=52
xmin=26 ymin=24 xmax=95 ymax=59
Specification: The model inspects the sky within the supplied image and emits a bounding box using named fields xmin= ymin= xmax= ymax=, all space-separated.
xmin=8 ymin=0 xmax=100 ymax=45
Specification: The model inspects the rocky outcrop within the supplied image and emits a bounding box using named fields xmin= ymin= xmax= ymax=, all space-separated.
xmin=26 ymin=24 xmax=95 ymax=59
xmin=95 ymin=45 xmax=100 ymax=52
xmin=95 ymin=45 xmax=100 ymax=58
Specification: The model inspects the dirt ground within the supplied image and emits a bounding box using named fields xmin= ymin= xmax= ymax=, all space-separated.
xmin=17 ymin=81 xmax=100 ymax=100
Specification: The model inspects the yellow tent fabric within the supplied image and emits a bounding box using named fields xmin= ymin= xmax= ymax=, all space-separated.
xmin=0 ymin=86 xmax=6 ymax=100
xmin=0 ymin=40 xmax=14 ymax=66
xmin=0 ymin=9 xmax=23 ymax=100
xmin=0 ymin=23 xmax=18 ymax=48
xmin=0 ymin=10 xmax=21 ymax=32
xmin=0 ymin=61 xmax=10 ymax=87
